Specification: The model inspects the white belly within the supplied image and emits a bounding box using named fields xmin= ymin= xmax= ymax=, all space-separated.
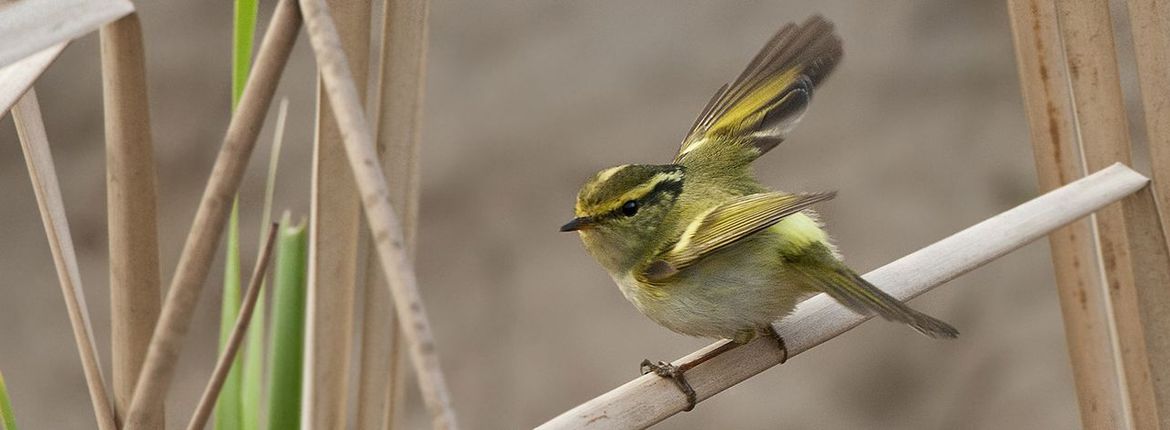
xmin=613 ymin=230 xmax=815 ymax=340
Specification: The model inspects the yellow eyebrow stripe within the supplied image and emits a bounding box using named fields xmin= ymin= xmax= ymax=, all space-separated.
xmin=591 ymin=171 xmax=683 ymax=216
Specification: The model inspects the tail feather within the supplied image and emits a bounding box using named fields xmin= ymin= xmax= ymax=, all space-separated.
xmin=791 ymin=252 xmax=959 ymax=339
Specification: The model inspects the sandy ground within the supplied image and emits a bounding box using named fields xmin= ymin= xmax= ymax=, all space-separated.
xmin=1 ymin=0 xmax=1123 ymax=428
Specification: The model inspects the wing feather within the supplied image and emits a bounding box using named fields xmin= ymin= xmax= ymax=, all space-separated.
xmin=642 ymin=191 xmax=835 ymax=280
xmin=676 ymin=15 xmax=842 ymax=164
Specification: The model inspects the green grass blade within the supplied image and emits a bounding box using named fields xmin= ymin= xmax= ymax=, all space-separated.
xmin=226 ymin=0 xmax=259 ymax=428
xmin=216 ymin=201 xmax=244 ymax=430
xmin=242 ymin=288 xmax=265 ymax=430
xmin=231 ymin=0 xmax=259 ymax=107
xmin=266 ymin=215 xmax=307 ymax=430
xmin=0 ymin=369 xmax=17 ymax=430
xmin=243 ymin=96 xmax=289 ymax=430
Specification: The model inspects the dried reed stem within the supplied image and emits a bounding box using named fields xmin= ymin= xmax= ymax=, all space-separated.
xmin=1004 ymin=0 xmax=1125 ymax=426
xmin=0 ymin=43 xmax=65 ymax=115
xmin=1127 ymin=0 xmax=1170 ymax=235
xmin=301 ymin=0 xmax=370 ymax=426
xmin=1123 ymin=0 xmax=1170 ymax=424
xmin=99 ymin=13 xmax=163 ymax=428
xmin=12 ymin=89 xmax=117 ymax=430
xmin=297 ymin=0 xmax=457 ymax=427
xmin=186 ymin=225 xmax=279 ymax=430
xmin=356 ymin=0 xmax=430 ymax=428
xmin=538 ymin=163 xmax=1150 ymax=429
xmin=1118 ymin=186 xmax=1170 ymax=428
xmin=122 ymin=2 xmax=302 ymax=428
xmin=1053 ymin=1 xmax=1160 ymax=427
xmin=0 ymin=0 xmax=132 ymax=68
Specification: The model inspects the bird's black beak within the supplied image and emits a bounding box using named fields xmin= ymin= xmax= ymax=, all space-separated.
xmin=559 ymin=217 xmax=595 ymax=232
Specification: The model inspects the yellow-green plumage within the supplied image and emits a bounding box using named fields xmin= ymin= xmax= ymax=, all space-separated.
xmin=563 ymin=15 xmax=957 ymax=344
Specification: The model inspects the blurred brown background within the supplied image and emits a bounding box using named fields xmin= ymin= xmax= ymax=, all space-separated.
xmin=4 ymin=0 xmax=1141 ymax=428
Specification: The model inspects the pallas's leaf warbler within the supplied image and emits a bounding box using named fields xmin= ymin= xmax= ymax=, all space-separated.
xmin=561 ymin=15 xmax=958 ymax=410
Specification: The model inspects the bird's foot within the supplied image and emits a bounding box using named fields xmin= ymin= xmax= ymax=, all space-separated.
xmin=640 ymin=359 xmax=697 ymax=411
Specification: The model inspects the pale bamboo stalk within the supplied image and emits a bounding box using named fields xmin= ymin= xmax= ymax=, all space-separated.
xmin=297 ymin=0 xmax=457 ymax=427
xmin=1053 ymin=1 xmax=1158 ymax=427
xmin=99 ymin=13 xmax=163 ymax=428
xmin=122 ymin=2 xmax=302 ymax=428
xmin=539 ymin=163 xmax=1149 ymax=429
xmin=0 ymin=43 xmax=65 ymax=116
xmin=301 ymin=0 xmax=370 ymax=427
xmin=1123 ymin=1 xmax=1170 ymax=425
xmin=187 ymin=225 xmax=279 ymax=430
xmin=355 ymin=0 xmax=430 ymax=428
xmin=0 ymin=0 xmax=132 ymax=68
xmin=1004 ymin=0 xmax=1125 ymax=426
xmin=12 ymin=89 xmax=117 ymax=430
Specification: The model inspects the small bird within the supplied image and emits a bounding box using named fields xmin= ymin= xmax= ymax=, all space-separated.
xmin=560 ymin=15 xmax=958 ymax=411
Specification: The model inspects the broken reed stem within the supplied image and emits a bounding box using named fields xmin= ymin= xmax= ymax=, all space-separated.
xmin=1004 ymin=0 xmax=1125 ymax=426
xmin=186 ymin=225 xmax=279 ymax=430
xmin=122 ymin=2 xmax=302 ymax=428
xmin=297 ymin=0 xmax=457 ymax=427
xmin=538 ymin=163 xmax=1150 ymax=429
xmin=0 ymin=43 xmax=65 ymax=115
xmin=99 ymin=13 xmax=164 ymax=428
xmin=12 ymin=89 xmax=117 ymax=430
xmin=1053 ymin=1 xmax=1159 ymax=427
xmin=301 ymin=0 xmax=370 ymax=427
xmin=355 ymin=0 xmax=430 ymax=428
xmin=0 ymin=0 xmax=132 ymax=68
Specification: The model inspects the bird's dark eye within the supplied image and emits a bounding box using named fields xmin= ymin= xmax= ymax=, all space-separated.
xmin=621 ymin=200 xmax=639 ymax=216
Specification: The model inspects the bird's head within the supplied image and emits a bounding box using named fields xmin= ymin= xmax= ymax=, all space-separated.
xmin=562 ymin=164 xmax=685 ymax=272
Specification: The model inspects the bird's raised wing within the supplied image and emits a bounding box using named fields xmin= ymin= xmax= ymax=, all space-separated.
xmin=675 ymin=15 xmax=842 ymax=166
xmin=642 ymin=191 xmax=835 ymax=281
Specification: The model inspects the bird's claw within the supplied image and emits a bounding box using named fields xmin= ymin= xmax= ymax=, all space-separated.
xmin=640 ymin=359 xmax=697 ymax=411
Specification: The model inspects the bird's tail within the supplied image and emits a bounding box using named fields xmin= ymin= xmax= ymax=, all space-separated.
xmin=791 ymin=247 xmax=959 ymax=339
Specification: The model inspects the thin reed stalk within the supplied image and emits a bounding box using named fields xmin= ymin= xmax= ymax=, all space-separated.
xmin=12 ymin=89 xmax=117 ymax=430
xmin=538 ymin=163 xmax=1149 ymax=429
xmin=99 ymin=13 xmax=164 ymax=428
xmin=1053 ymin=1 xmax=1160 ymax=427
xmin=0 ymin=43 xmax=65 ymax=115
xmin=302 ymin=0 xmax=370 ymax=427
xmin=188 ymin=225 xmax=280 ymax=430
xmin=297 ymin=0 xmax=457 ymax=426
xmin=123 ymin=2 xmax=302 ymax=428
xmin=1004 ymin=0 xmax=1125 ymax=426
xmin=356 ymin=0 xmax=430 ymax=428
